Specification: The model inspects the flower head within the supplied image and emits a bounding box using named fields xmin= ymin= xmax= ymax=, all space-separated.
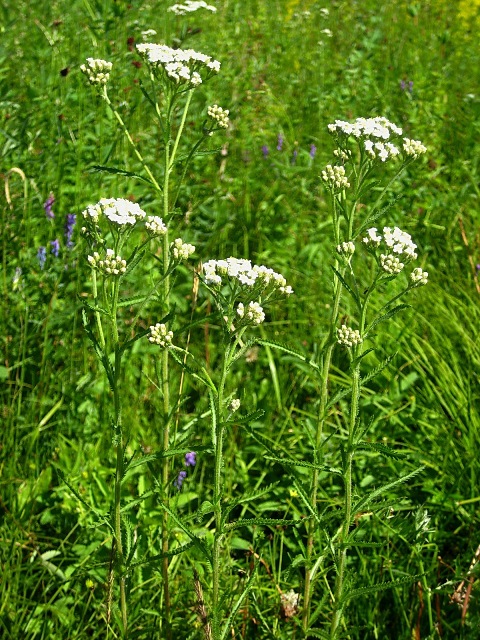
xmin=82 ymin=198 xmax=146 ymax=227
xmin=410 ymin=267 xmax=428 ymax=287
xmin=88 ymin=248 xmax=127 ymax=276
xmin=44 ymin=192 xmax=55 ymax=219
xmin=64 ymin=214 xmax=76 ymax=248
xmin=80 ymin=58 xmax=112 ymax=86
xmin=148 ymin=323 xmax=174 ymax=347
xmin=403 ymin=138 xmax=427 ymax=158
xmin=50 ymin=238 xmax=60 ymax=258
xmin=174 ymin=470 xmax=187 ymax=489
xmin=337 ymin=324 xmax=362 ymax=348
xmin=168 ymin=1 xmax=216 ymax=15
xmin=171 ymin=238 xmax=195 ymax=261
xmin=145 ymin=216 xmax=168 ymax=236
xmin=207 ymin=104 xmax=230 ymax=129
xmin=37 ymin=246 xmax=47 ymax=269
xmin=136 ymin=43 xmax=220 ymax=88
xmin=321 ymin=164 xmax=350 ymax=190
xmin=229 ymin=398 xmax=241 ymax=412
xmin=185 ymin=451 xmax=196 ymax=467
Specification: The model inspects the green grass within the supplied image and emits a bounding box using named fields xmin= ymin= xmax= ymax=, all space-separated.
xmin=1 ymin=0 xmax=480 ymax=638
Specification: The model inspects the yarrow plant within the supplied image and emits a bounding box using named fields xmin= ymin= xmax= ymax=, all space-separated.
xmin=77 ymin=33 xmax=232 ymax=639
xmin=299 ymin=115 xmax=429 ymax=637
xmin=168 ymin=0 xmax=217 ymax=15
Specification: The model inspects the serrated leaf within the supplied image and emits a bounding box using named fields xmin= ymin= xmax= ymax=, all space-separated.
xmin=352 ymin=466 xmax=424 ymax=515
xmin=367 ymin=305 xmax=410 ymax=334
xmin=117 ymin=294 xmax=149 ymax=308
xmin=356 ymin=441 xmax=407 ymax=460
xmin=331 ymin=266 xmax=359 ymax=306
xmin=158 ymin=502 xmax=212 ymax=566
xmin=225 ymin=409 xmax=265 ymax=426
xmin=339 ymin=573 xmax=424 ymax=605
xmin=361 ymin=353 xmax=396 ymax=386
xmin=220 ymin=563 xmax=258 ymax=640
xmin=223 ymin=482 xmax=278 ymax=525
xmin=120 ymin=491 xmax=155 ymax=513
xmin=265 ymin=455 xmax=342 ymax=475
xmin=196 ymin=500 xmax=214 ymax=522
xmin=224 ymin=516 xmax=306 ymax=532
xmin=90 ymin=164 xmax=154 ymax=185
xmin=256 ymin=338 xmax=318 ymax=371
xmin=129 ymin=540 xmax=196 ymax=570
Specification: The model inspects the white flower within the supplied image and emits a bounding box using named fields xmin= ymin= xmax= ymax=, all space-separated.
xmin=328 ymin=116 xmax=403 ymax=140
xmin=136 ymin=43 xmax=220 ymax=88
xmin=337 ymin=324 xmax=362 ymax=347
xmin=410 ymin=267 xmax=428 ymax=286
xmin=145 ymin=215 xmax=168 ymax=236
xmin=320 ymin=28 xmax=333 ymax=37
xmin=337 ymin=241 xmax=355 ymax=258
xmin=80 ymin=58 xmax=112 ymax=86
xmin=202 ymin=257 xmax=291 ymax=296
xmin=168 ymin=1 xmax=217 ymax=15
xmin=403 ymin=138 xmax=427 ymax=158
xmin=245 ymin=301 xmax=265 ymax=324
xmin=362 ymin=228 xmax=382 ymax=246
xmin=321 ymin=164 xmax=350 ymax=189
xmin=82 ymin=198 xmax=146 ymax=227
xmin=380 ymin=253 xmax=404 ymax=274
xmin=229 ymin=398 xmax=241 ymax=412
xmin=333 ymin=148 xmax=351 ymax=161
xmin=208 ymin=104 xmax=230 ymax=129
xmin=149 ymin=323 xmax=174 ymax=347
xmin=383 ymin=227 xmax=417 ymax=259
xmin=89 ymin=248 xmax=127 ymax=276
xmin=171 ymin=238 xmax=195 ymax=261
xmin=141 ymin=29 xmax=157 ymax=40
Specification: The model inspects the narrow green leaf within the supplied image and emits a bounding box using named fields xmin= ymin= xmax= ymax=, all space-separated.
xmin=352 ymin=466 xmax=425 ymax=514
xmin=220 ymin=564 xmax=258 ymax=640
xmin=224 ymin=516 xmax=306 ymax=532
xmin=265 ymin=455 xmax=342 ymax=475
xmin=340 ymin=573 xmax=424 ymax=605
xmin=367 ymin=304 xmax=411 ymax=334
xmin=331 ymin=265 xmax=359 ymax=305
xmin=361 ymin=353 xmax=396 ymax=385
xmin=158 ymin=502 xmax=212 ymax=566
xmin=90 ymin=164 xmax=154 ymax=185
xmin=120 ymin=491 xmax=155 ymax=513
xmin=129 ymin=540 xmax=196 ymax=570
xmin=356 ymin=441 xmax=407 ymax=460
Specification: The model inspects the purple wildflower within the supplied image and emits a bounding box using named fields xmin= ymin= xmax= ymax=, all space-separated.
xmin=476 ymin=264 xmax=480 ymax=272
xmin=291 ymin=149 xmax=298 ymax=165
xmin=50 ymin=238 xmax=60 ymax=258
xmin=64 ymin=214 xmax=76 ymax=249
xmin=174 ymin=470 xmax=187 ymax=490
xmin=310 ymin=144 xmax=317 ymax=158
xmin=37 ymin=246 xmax=47 ymax=269
xmin=44 ymin=192 xmax=55 ymax=219
xmin=400 ymin=79 xmax=406 ymax=91
xmin=261 ymin=145 xmax=269 ymax=158
xmin=408 ymin=80 xmax=414 ymax=93
xmin=185 ymin=451 xmax=196 ymax=467
xmin=277 ymin=134 xmax=284 ymax=151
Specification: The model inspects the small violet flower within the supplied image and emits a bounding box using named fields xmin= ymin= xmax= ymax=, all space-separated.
xmin=277 ymin=134 xmax=283 ymax=151
xmin=262 ymin=145 xmax=269 ymax=158
xmin=185 ymin=451 xmax=196 ymax=467
xmin=174 ymin=470 xmax=187 ymax=490
xmin=50 ymin=238 xmax=60 ymax=258
xmin=37 ymin=246 xmax=47 ymax=269
xmin=64 ymin=214 xmax=76 ymax=249
xmin=310 ymin=144 xmax=317 ymax=158
xmin=44 ymin=193 xmax=55 ymax=219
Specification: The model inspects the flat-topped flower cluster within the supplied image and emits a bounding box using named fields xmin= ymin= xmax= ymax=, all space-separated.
xmin=362 ymin=226 xmax=428 ymax=282
xmin=136 ymin=43 xmax=220 ymax=87
xmin=202 ymin=257 xmax=292 ymax=295
xmin=326 ymin=116 xmax=427 ymax=163
xmin=80 ymin=58 xmax=112 ymax=86
xmin=82 ymin=198 xmax=146 ymax=227
xmin=207 ymin=104 xmax=230 ymax=129
xmin=88 ymin=249 xmax=127 ymax=276
xmin=168 ymin=0 xmax=216 ymax=14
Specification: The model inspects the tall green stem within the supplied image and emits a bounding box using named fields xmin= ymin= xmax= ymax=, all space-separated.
xmin=212 ymin=342 xmax=231 ymax=639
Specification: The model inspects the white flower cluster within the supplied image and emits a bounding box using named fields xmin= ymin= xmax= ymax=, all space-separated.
xmin=82 ymin=198 xmax=146 ymax=227
xmin=328 ymin=116 xmax=403 ymax=140
xmin=321 ymin=164 xmax=350 ymax=189
xmin=141 ymin=29 xmax=157 ymax=40
xmin=363 ymin=226 xmax=417 ymax=259
xmin=229 ymin=398 xmax=241 ymax=412
xmin=88 ymin=249 xmax=127 ymax=276
xmin=237 ymin=301 xmax=265 ymax=325
xmin=337 ymin=241 xmax=355 ymax=258
xmin=136 ymin=43 xmax=220 ymax=87
xmin=145 ymin=215 xmax=168 ymax=236
xmin=149 ymin=323 xmax=173 ymax=347
xmin=364 ymin=140 xmax=400 ymax=162
xmin=202 ymin=257 xmax=293 ymax=294
xmin=410 ymin=267 xmax=428 ymax=286
xmin=171 ymin=238 xmax=195 ymax=261
xmin=168 ymin=0 xmax=216 ymax=14
xmin=80 ymin=58 xmax=112 ymax=86
xmin=403 ymin=138 xmax=427 ymax=158
xmin=337 ymin=324 xmax=362 ymax=348
xmin=208 ymin=104 xmax=229 ymax=128
xmin=333 ymin=148 xmax=351 ymax=161
xmin=380 ymin=254 xmax=404 ymax=274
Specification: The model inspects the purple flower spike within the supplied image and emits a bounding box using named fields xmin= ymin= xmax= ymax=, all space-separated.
xmin=408 ymin=80 xmax=414 ymax=93
xmin=185 ymin=451 xmax=196 ymax=467
xmin=310 ymin=144 xmax=317 ymax=158
xmin=277 ymin=134 xmax=284 ymax=151
xmin=44 ymin=192 xmax=55 ymax=219
xmin=261 ymin=145 xmax=269 ymax=157
xmin=400 ymin=79 xmax=406 ymax=91
xmin=174 ymin=470 xmax=187 ymax=490
xmin=291 ymin=149 xmax=298 ymax=165
xmin=50 ymin=238 xmax=60 ymax=258
xmin=64 ymin=214 xmax=76 ymax=249
xmin=37 ymin=246 xmax=47 ymax=269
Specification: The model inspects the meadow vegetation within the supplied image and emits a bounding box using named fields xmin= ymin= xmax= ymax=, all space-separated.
xmin=1 ymin=0 xmax=480 ymax=638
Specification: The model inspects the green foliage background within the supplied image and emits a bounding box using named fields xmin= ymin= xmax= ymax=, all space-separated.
xmin=1 ymin=0 xmax=480 ymax=637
